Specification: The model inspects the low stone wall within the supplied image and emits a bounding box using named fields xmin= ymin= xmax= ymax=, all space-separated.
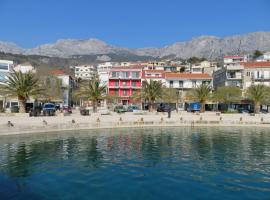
xmin=0 ymin=114 xmax=269 ymax=136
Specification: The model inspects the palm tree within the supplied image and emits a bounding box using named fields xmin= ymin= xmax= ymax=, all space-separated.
xmin=78 ymin=74 xmax=106 ymax=113
xmin=213 ymin=86 xmax=242 ymax=111
xmin=246 ymin=84 xmax=270 ymax=113
xmin=188 ymin=84 xmax=212 ymax=112
xmin=142 ymin=80 xmax=163 ymax=111
xmin=0 ymin=71 xmax=43 ymax=113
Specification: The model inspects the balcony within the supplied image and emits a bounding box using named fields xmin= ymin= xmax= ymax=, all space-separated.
xmin=226 ymin=72 xmax=242 ymax=79
xmin=121 ymin=85 xmax=131 ymax=88
xmin=109 ymin=76 xmax=141 ymax=79
xmin=131 ymin=85 xmax=141 ymax=89
xmin=254 ymin=76 xmax=270 ymax=82
xmin=109 ymin=85 xmax=119 ymax=88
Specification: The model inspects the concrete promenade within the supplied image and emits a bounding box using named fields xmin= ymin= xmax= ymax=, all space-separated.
xmin=0 ymin=110 xmax=270 ymax=136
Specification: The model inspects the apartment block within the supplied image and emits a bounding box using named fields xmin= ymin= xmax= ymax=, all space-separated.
xmin=108 ymin=66 xmax=142 ymax=105
xmin=74 ymin=65 xmax=96 ymax=80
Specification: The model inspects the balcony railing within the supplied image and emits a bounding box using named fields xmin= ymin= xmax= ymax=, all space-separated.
xmin=109 ymin=76 xmax=141 ymax=79
xmin=109 ymin=85 xmax=119 ymax=88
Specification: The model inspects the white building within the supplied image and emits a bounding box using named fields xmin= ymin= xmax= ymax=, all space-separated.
xmin=223 ymin=55 xmax=248 ymax=67
xmin=213 ymin=61 xmax=270 ymax=90
xmin=145 ymin=61 xmax=166 ymax=70
xmin=242 ymin=61 xmax=270 ymax=89
xmin=74 ymin=65 xmax=96 ymax=80
xmin=188 ymin=61 xmax=217 ymax=75
xmin=213 ymin=64 xmax=244 ymax=88
xmin=14 ymin=64 xmax=36 ymax=73
xmin=256 ymin=52 xmax=270 ymax=62
xmin=142 ymin=70 xmax=166 ymax=84
xmin=164 ymin=73 xmax=212 ymax=110
xmin=165 ymin=73 xmax=212 ymax=90
xmin=0 ymin=60 xmax=13 ymax=82
xmin=97 ymin=62 xmax=118 ymax=85
xmin=0 ymin=60 xmax=19 ymax=111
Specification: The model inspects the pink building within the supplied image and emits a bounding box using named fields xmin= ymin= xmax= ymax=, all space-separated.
xmin=108 ymin=66 xmax=142 ymax=105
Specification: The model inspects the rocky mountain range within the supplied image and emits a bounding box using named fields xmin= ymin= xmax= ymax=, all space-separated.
xmin=1 ymin=32 xmax=270 ymax=59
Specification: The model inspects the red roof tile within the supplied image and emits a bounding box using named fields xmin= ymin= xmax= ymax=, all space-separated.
xmin=49 ymin=69 xmax=66 ymax=75
xmin=242 ymin=62 xmax=270 ymax=68
xmin=165 ymin=73 xmax=212 ymax=79
xmin=224 ymin=55 xmax=245 ymax=59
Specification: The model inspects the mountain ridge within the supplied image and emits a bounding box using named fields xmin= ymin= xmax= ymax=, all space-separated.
xmin=1 ymin=32 xmax=270 ymax=59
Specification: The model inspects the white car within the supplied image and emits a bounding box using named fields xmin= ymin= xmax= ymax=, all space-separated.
xmin=98 ymin=108 xmax=111 ymax=115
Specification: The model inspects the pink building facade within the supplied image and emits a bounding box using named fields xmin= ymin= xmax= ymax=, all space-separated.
xmin=108 ymin=67 xmax=142 ymax=105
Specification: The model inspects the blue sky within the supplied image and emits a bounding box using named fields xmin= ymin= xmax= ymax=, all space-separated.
xmin=0 ymin=0 xmax=270 ymax=48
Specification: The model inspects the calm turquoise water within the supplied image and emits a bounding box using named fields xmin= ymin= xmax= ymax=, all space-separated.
xmin=0 ymin=127 xmax=270 ymax=200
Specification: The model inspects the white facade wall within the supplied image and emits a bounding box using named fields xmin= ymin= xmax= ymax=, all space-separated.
xmin=256 ymin=52 xmax=270 ymax=62
xmin=165 ymin=79 xmax=212 ymax=89
xmin=97 ymin=62 xmax=118 ymax=85
xmin=14 ymin=64 xmax=35 ymax=73
xmin=0 ymin=60 xmax=13 ymax=82
xmin=243 ymin=67 xmax=270 ymax=89
xmin=75 ymin=65 xmax=96 ymax=80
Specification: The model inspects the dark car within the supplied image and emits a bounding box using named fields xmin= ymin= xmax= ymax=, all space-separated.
xmin=29 ymin=106 xmax=42 ymax=117
xmin=80 ymin=107 xmax=90 ymax=116
xmin=63 ymin=106 xmax=72 ymax=114
xmin=157 ymin=104 xmax=171 ymax=112
xmin=42 ymin=103 xmax=56 ymax=116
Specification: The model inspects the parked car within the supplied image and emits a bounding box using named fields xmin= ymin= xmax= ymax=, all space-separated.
xmin=29 ymin=107 xmax=42 ymax=117
xmin=98 ymin=108 xmax=111 ymax=115
xmin=80 ymin=107 xmax=90 ymax=115
xmin=11 ymin=106 xmax=19 ymax=113
xmin=187 ymin=102 xmax=201 ymax=112
xmin=238 ymin=108 xmax=252 ymax=114
xmin=127 ymin=105 xmax=141 ymax=113
xmin=114 ymin=105 xmax=126 ymax=113
xmin=42 ymin=103 xmax=56 ymax=116
xmin=62 ymin=106 xmax=72 ymax=114
xmin=260 ymin=110 xmax=268 ymax=114
xmin=157 ymin=104 xmax=171 ymax=112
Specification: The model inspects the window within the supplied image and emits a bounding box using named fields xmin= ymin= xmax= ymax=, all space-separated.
xmin=179 ymin=81 xmax=183 ymax=88
xmin=132 ymin=81 xmax=137 ymax=87
xmin=123 ymin=90 xmax=128 ymax=96
xmin=169 ymin=81 xmax=174 ymax=88
xmin=246 ymin=71 xmax=250 ymax=76
xmin=112 ymin=71 xmax=119 ymax=78
xmin=114 ymin=90 xmax=119 ymax=95
xmin=122 ymin=81 xmax=127 ymax=86
xmin=202 ymin=81 xmax=210 ymax=85
xmin=121 ymin=72 xmax=129 ymax=78
xmin=192 ymin=81 xmax=197 ymax=88
xmin=131 ymin=72 xmax=139 ymax=78
xmin=114 ymin=81 xmax=119 ymax=86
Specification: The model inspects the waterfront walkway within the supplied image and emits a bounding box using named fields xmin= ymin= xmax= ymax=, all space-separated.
xmin=0 ymin=111 xmax=269 ymax=135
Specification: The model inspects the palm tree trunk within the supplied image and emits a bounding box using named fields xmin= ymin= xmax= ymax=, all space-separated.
xmin=18 ymin=97 xmax=26 ymax=113
xmin=93 ymin=100 xmax=97 ymax=113
xmin=254 ymin=102 xmax=260 ymax=114
xmin=200 ymin=101 xmax=205 ymax=113
xmin=149 ymin=101 xmax=153 ymax=112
